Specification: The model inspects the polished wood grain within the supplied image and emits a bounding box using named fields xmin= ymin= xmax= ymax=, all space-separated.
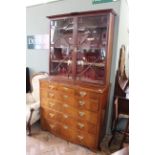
xmin=40 ymin=80 xmax=109 ymax=151
xmin=41 ymin=107 xmax=97 ymax=135
xmin=41 ymin=117 xmax=97 ymax=149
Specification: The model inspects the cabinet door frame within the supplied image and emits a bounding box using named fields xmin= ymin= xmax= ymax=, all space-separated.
xmin=48 ymin=9 xmax=116 ymax=86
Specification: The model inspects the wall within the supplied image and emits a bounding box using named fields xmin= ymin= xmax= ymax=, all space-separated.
xmin=106 ymin=0 xmax=129 ymax=134
xmin=26 ymin=0 xmax=129 ymax=135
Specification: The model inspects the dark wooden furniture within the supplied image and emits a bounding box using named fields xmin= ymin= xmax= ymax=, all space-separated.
xmin=40 ymin=9 xmax=116 ymax=151
xmin=109 ymin=96 xmax=129 ymax=149
xmin=108 ymin=46 xmax=129 ymax=151
xmin=114 ymin=45 xmax=129 ymax=98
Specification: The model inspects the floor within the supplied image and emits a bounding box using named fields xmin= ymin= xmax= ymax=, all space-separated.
xmin=26 ymin=122 xmax=109 ymax=155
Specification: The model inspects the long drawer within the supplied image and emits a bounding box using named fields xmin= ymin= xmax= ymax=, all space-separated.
xmin=40 ymin=81 xmax=101 ymax=112
xmin=40 ymin=90 xmax=100 ymax=113
xmin=41 ymin=100 xmax=98 ymax=125
xmin=41 ymin=117 xmax=97 ymax=149
xmin=40 ymin=81 xmax=74 ymax=94
xmin=41 ymin=107 xmax=97 ymax=135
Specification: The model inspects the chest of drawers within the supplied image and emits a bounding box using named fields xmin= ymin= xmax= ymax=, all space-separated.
xmin=40 ymin=79 xmax=109 ymax=151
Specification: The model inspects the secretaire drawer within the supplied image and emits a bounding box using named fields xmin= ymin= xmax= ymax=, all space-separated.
xmin=58 ymin=85 xmax=74 ymax=94
xmin=40 ymin=89 xmax=61 ymax=100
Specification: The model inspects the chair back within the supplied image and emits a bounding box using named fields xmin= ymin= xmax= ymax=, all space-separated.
xmin=114 ymin=96 xmax=129 ymax=119
xmin=31 ymin=72 xmax=48 ymax=102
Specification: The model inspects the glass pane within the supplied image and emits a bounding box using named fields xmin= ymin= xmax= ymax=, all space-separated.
xmin=50 ymin=18 xmax=74 ymax=48
xmin=50 ymin=47 xmax=73 ymax=78
xmin=50 ymin=18 xmax=74 ymax=79
xmin=76 ymin=15 xmax=108 ymax=84
xmin=76 ymin=66 xmax=105 ymax=84
xmin=76 ymin=49 xmax=105 ymax=84
xmin=77 ymin=15 xmax=108 ymax=48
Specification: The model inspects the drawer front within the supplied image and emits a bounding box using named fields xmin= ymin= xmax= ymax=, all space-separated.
xmin=75 ymin=98 xmax=99 ymax=112
xmin=41 ymin=117 xmax=61 ymax=135
xmin=76 ymin=110 xmax=98 ymax=125
xmin=89 ymin=92 xmax=100 ymax=100
xmin=73 ymin=130 xmax=96 ymax=149
xmin=48 ymin=82 xmax=59 ymax=91
xmin=41 ymin=118 xmax=97 ymax=149
xmin=59 ymin=113 xmax=97 ymax=135
xmin=41 ymin=90 xmax=61 ymax=100
xmin=60 ymin=103 xmax=98 ymax=125
xmin=41 ymin=107 xmax=61 ymax=122
xmin=58 ymin=85 xmax=74 ymax=94
xmin=60 ymin=114 xmax=97 ymax=135
xmin=60 ymin=92 xmax=75 ymax=104
xmin=60 ymin=126 xmax=97 ymax=149
xmin=41 ymin=107 xmax=97 ymax=135
xmin=75 ymin=89 xmax=89 ymax=99
xmin=75 ymin=88 xmax=100 ymax=101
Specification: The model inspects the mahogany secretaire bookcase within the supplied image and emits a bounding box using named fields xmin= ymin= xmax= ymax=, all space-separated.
xmin=40 ymin=9 xmax=115 ymax=151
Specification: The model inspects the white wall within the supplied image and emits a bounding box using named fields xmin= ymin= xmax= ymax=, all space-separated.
xmin=26 ymin=0 xmax=129 ymax=135
xmin=106 ymin=0 xmax=129 ymax=134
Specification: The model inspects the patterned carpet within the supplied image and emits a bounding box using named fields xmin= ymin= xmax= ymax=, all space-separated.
xmin=26 ymin=122 xmax=128 ymax=155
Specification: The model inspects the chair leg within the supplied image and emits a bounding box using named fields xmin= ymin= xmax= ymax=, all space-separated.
xmin=26 ymin=108 xmax=34 ymax=136
xmin=108 ymin=132 xmax=115 ymax=148
xmin=27 ymin=124 xmax=32 ymax=136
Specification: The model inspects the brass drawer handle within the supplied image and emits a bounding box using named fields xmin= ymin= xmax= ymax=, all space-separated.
xmin=78 ymin=111 xmax=85 ymax=117
xmin=49 ymin=102 xmax=55 ymax=107
xmin=63 ymin=125 xmax=68 ymax=130
xmin=79 ymin=100 xmax=85 ymax=106
xmin=63 ymin=114 xmax=68 ymax=119
xmin=50 ymin=124 xmax=55 ymax=129
xmin=77 ymin=123 xmax=84 ymax=128
xmin=63 ymin=87 xmax=69 ymax=91
xmin=49 ymin=113 xmax=55 ymax=118
xmin=48 ymin=93 xmax=54 ymax=97
xmin=49 ymin=85 xmax=55 ymax=89
xmin=63 ymin=95 xmax=68 ymax=99
xmin=79 ymin=91 xmax=87 ymax=97
xmin=98 ymin=89 xmax=103 ymax=93
xmin=77 ymin=135 xmax=84 ymax=140
xmin=63 ymin=104 xmax=69 ymax=108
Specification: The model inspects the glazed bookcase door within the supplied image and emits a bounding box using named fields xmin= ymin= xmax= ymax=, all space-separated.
xmin=49 ymin=18 xmax=74 ymax=79
xmin=76 ymin=15 xmax=109 ymax=84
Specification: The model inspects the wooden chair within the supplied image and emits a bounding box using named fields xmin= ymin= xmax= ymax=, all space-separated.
xmin=109 ymin=96 xmax=129 ymax=149
xmin=26 ymin=72 xmax=48 ymax=135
